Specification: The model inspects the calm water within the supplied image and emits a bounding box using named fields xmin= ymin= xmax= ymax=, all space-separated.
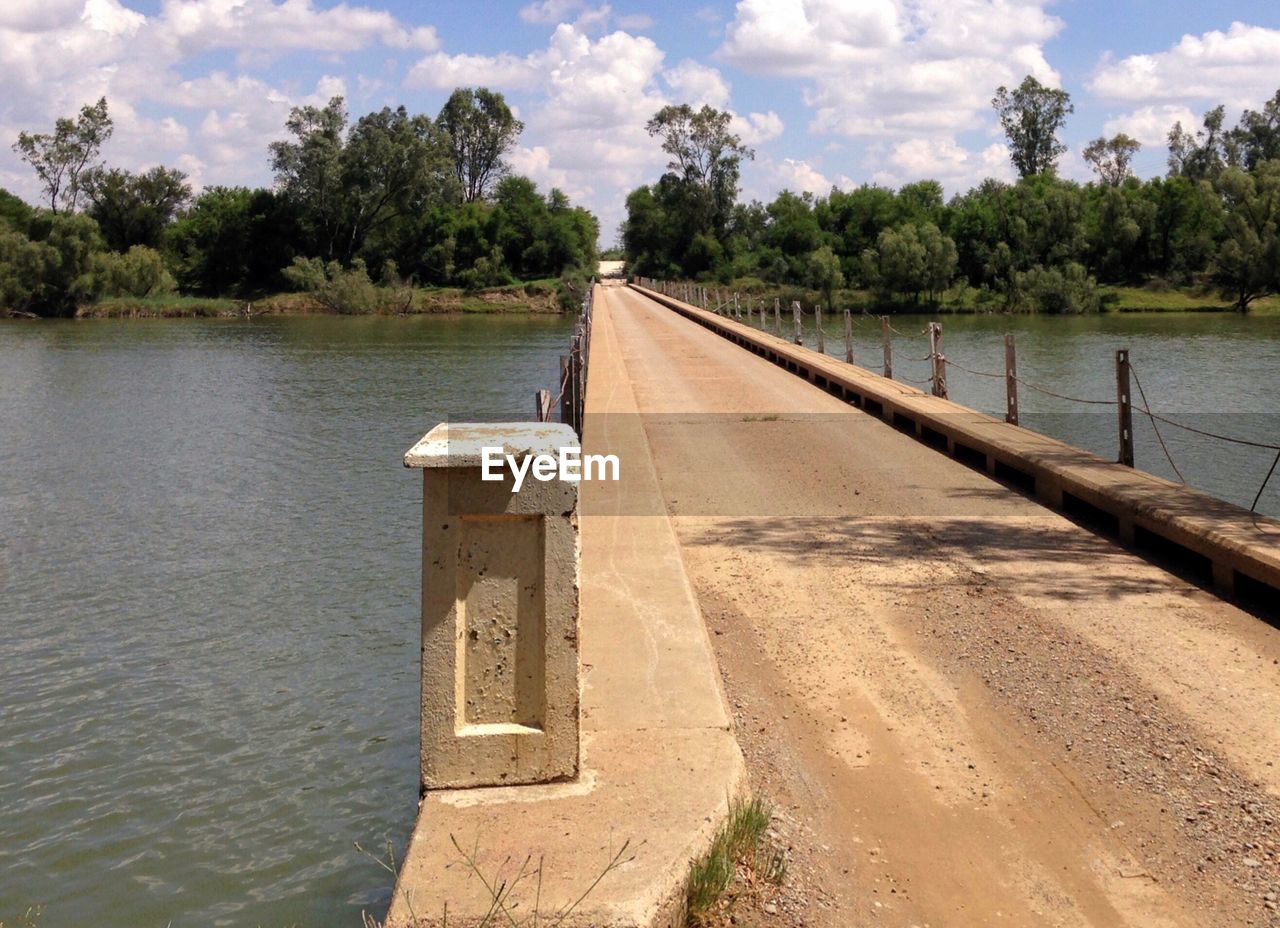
xmin=1 ymin=310 xmax=1278 ymax=928
xmin=0 ymin=315 xmax=573 ymax=927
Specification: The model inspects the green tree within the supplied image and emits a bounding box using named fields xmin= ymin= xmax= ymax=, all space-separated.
xmin=992 ymin=76 xmax=1073 ymax=177
xmin=1168 ymin=106 xmax=1227 ymax=180
xmin=645 ymin=103 xmax=753 ymax=243
xmin=1227 ymin=91 xmax=1280 ymax=169
xmin=82 ymin=166 xmax=191 ymax=251
xmin=92 ymin=245 xmax=178 ymax=297
xmin=437 ymin=87 xmax=523 ymax=203
xmin=165 ymin=187 xmax=300 ymax=295
xmin=12 ymin=97 xmax=113 ymax=213
xmin=1211 ymin=163 xmax=1280 ymax=311
xmin=1 ymin=213 xmax=104 ymax=316
xmin=269 ymin=97 xmax=347 ymax=259
xmin=0 ymin=188 xmax=34 ymax=233
xmin=1083 ymin=134 xmax=1142 ymax=187
xmin=806 ymin=244 xmax=845 ymax=310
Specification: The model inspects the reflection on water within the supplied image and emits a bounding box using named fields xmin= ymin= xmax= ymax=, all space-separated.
xmin=0 ymin=314 xmax=573 ymax=927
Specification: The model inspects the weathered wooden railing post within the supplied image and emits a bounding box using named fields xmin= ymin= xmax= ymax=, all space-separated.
xmin=881 ymin=316 xmax=892 ymax=379
xmin=404 ymin=423 xmax=581 ymax=790
xmin=1004 ymin=334 xmax=1019 ymax=425
xmin=559 ymin=355 xmax=571 ymax=425
xmin=792 ymin=301 xmax=802 ymax=345
xmin=1116 ymin=348 xmax=1134 ymax=467
xmin=535 ymin=389 xmax=552 ymax=422
xmin=774 ymin=298 xmax=781 ymax=336
xmin=928 ymin=322 xmax=947 ymax=398
xmin=844 ymin=309 xmax=854 ymax=363
xmin=734 ymin=292 xmax=740 ymax=319
xmin=816 ymin=305 xmax=825 ymax=354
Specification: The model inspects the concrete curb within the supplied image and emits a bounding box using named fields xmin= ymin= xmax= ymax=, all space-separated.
xmin=631 ymin=284 xmax=1280 ymax=604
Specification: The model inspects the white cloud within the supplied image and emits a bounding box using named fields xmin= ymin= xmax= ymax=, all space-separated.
xmin=870 ymin=137 xmax=1014 ymax=190
xmin=719 ymin=0 xmax=1062 ymax=139
xmin=159 ymin=0 xmax=438 ymax=55
xmin=1089 ymin=22 xmax=1280 ymax=107
xmin=663 ymin=59 xmax=731 ymax=109
xmin=770 ymin=158 xmax=834 ymax=195
xmin=732 ymin=111 xmax=784 ymax=145
xmin=1101 ymin=104 xmax=1198 ymax=147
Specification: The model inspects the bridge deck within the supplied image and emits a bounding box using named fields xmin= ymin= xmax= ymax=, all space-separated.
xmin=602 ymin=284 xmax=1280 ymax=927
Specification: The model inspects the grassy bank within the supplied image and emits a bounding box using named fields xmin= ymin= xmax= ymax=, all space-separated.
xmin=672 ymin=278 xmax=1280 ymax=316
xmin=72 ymin=279 xmax=570 ymax=319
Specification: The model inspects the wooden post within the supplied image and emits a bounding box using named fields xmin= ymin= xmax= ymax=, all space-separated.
xmin=816 ymin=305 xmax=825 ymax=354
xmin=881 ymin=316 xmax=892 ymax=379
xmin=928 ymin=322 xmax=947 ymax=398
xmin=792 ymin=301 xmax=802 ymax=345
xmin=1004 ymin=334 xmax=1019 ymax=425
xmin=1116 ymin=348 xmax=1134 ymax=467
xmin=774 ymin=298 xmax=781 ymax=335
xmin=844 ymin=309 xmax=854 ymax=363
xmin=559 ymin=354 xmax=572 ymax=424
xmin=536 ymin=389 xmax=552 ymax=422
xmin=734 ymin=292 xmax=740 ymax=319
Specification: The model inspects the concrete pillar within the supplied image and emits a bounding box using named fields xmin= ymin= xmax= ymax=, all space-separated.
xmin=404 ymin=422 xmax=581 ymax=790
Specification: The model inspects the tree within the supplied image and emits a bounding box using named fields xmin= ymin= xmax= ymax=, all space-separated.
xmin=1226 ymin=90 xmax=1280 ymax=170
xmin=1168 ymin=106 xmax=1227 ymax=180
xmin=12 ymin=97 xmax=113 ymax=213
xmin=269 ymin=97 xmax=349 ymax=261
xmin=1211 ymin=163 xmax=1280 ymax=311
xmin=861 ymin=222 xmax=956 ymax=302
xmin=165 ymin=187 xmax=300 ymax=295
xmin=92 ymin=246 xmax=177 ymax=298
xmin=1 ymin=213 xmax=104 ymax=316
xmin=82 ymin=166 xmax=191 ymax=251
xmin=992 ymin=76 xmax=1073 ymax=177
xmin=806 ymin=245 xmax=845 ymax=310
xmin=1083 ymin=134 xmax=1141 ymax=187
xmin=0 ymin=188 xmax=34 ymax=233
xmin=646 ymin=103 xmax=754 ymax=240
xmin=436 ymin=88 xmax=523 ymax=203
xmin=339 ymin=105 xmax=455 ymax=260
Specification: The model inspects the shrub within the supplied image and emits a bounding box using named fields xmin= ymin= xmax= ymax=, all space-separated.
xmin=1018 ymin=262 xmax=1100 ymax=313
xmin=92 ymin=246 xmax=177 ymax=298
xmin=282 ymin=256 xmax=408 ymax=314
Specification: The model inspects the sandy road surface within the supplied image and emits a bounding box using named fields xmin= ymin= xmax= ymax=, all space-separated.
xmin=595 ymin=285 xmax=1280 ymax=927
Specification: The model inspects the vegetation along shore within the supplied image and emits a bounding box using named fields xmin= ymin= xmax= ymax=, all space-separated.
xmin=1 ymin=88 xmax=598 ymax=319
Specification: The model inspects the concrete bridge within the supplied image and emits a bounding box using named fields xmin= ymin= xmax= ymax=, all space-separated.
xmin=390 ymin=282 xmax=1280 ymax=927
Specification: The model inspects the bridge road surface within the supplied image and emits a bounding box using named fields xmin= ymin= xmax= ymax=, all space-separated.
xmin=593 ymin=284 xmax=1280 ymax=928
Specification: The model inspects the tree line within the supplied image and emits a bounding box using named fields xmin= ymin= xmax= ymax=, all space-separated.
xmin=623 ymin=77 xmax=1280 ymax=312
xmin=1 ymin=88 xmax=599 ymax=317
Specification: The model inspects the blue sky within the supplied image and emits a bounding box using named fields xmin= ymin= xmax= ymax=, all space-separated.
xmin=3 ymin=0 xmax=1280 ymax=244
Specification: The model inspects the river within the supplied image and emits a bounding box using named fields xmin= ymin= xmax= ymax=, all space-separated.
xmin=0 ymin=309 xmax=1276 ymax=927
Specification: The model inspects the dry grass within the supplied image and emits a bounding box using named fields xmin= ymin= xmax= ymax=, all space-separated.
xmin=357 ymin=833 xmax=635 ymax=928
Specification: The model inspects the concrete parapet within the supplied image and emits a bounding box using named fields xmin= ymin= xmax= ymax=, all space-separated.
xmin=404 ymin=422 xmax=581 ymax=790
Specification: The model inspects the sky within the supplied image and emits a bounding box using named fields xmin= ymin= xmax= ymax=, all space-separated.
xmin=3 ymin=0 xmax=1280 ymax=245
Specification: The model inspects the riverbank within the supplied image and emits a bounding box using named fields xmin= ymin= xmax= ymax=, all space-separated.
xmin=60 ymin=280 xmax=571 ymax=319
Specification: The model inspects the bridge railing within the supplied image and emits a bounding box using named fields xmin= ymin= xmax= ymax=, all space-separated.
xmin=536 ymin=277 xmax=594 ymax=436
xmin=633 ymin=276 xmax=1280 ymax=514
